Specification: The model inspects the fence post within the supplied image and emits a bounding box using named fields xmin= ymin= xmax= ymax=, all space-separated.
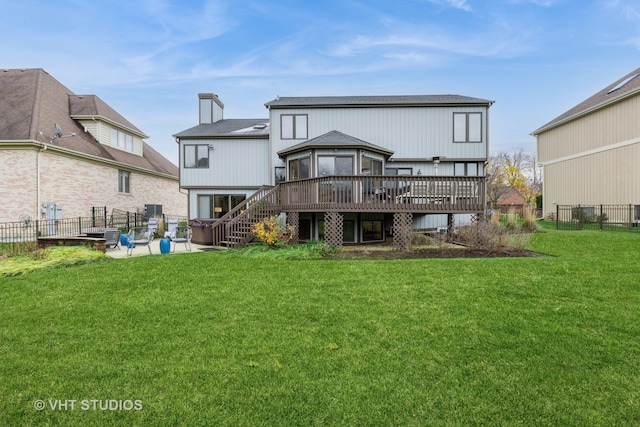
xmin=556 ymin=204 xmax=559 ymax=229
xmin=629 ymin=204 xmax=633 ymax=232
xmin=78 ymin=217 xmax=83 ymax=235
xmin=577 ymin=204 xmax=582 ymax=229
xmin=599 ymin=204 xmax=603 ymax=230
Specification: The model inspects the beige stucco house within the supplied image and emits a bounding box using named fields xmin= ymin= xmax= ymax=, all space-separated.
xmin=533 ymin=67 xmax=640 ymax=217
xmin=0 ymin=68 xmax=186 ymax=223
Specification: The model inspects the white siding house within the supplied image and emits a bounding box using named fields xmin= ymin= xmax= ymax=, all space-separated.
xmin=175 ymin=93 xmax=493 ymax=246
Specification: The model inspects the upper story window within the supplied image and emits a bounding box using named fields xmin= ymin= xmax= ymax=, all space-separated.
xmin=281 ymin=114 xmax=308 ymax=139
xmin=118 ymin=170 xmax=130 ymax=194
xmin=453 ymin=112 xmax=482 ymax=143
xmin=111 ymin=128 xmax=134 ymax=151
xmin=184 ymin=144 xmax=209 ymax=168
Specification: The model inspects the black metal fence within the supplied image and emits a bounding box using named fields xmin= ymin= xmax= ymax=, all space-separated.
xmin=0 ymin=212 xmax=188 ymax=245
xmin=556 ymin=204 xmax=640 ymax=232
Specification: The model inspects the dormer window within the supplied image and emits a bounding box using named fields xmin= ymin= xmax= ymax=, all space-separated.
xmin=111 ymin=128 xmax=134 ymax=151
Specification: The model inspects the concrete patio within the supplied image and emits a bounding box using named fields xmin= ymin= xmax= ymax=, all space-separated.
xmin=105 ymin=240 xmax=223 ymax=258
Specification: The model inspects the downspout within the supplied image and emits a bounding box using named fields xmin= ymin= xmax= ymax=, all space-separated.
xmin=37 ymin=142 xmax=48 ymax=220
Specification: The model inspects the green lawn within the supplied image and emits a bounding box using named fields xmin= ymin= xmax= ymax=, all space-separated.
xmin=1 ymin=226 xmax=639 ymax=426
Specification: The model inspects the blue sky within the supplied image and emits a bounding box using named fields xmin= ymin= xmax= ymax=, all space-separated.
xmin=2 ymin=0 xmax=639 ymax=165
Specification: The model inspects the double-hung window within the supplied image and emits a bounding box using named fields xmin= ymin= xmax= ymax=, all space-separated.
xmin=453 ymin=112 xmax=482 ymax=143
xmin=281 ymin=114 xmax=308 ymax=139
xmin=118 ymin=170 xmax=130 ymax=194
xmin=184 ymin=144 xmax=209 ymax=168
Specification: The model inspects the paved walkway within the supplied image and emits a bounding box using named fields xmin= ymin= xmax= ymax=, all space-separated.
xmin=105 ymin=240 xmax=223 ymax=258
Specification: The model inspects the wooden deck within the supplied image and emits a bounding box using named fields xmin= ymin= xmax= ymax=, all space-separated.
xmin=210 ymin=176 xmax=486 ymax=247
xmin=276 ymin=175 xmax=485 ymax=214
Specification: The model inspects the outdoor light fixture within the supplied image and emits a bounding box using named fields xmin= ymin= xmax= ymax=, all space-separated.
xmin=432 ymin=156 xmax=444 ymax=176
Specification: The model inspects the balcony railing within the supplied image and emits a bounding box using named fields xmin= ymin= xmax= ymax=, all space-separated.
xmin=276 ymin=175 xmax=485 ymax=213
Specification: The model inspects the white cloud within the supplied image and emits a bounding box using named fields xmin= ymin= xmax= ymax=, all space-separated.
xmin=427 ymin=0 xmax=473 ymax=12
xmin=605 ymin=0 xmax=640 ymax=20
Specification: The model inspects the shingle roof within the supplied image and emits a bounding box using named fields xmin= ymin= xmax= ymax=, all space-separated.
xmin=277 ymin=130 xmax=394 ymax=158
xmin=532 ymin=66 xmax=640 ymax=135
xmin=0 ymin=68 xmax=177 ymax=177
xmin=69 ymin=95 xmax=146 ymax=136
xmin=173 ymin=119 xmax=269 ymax=138
xmin=265 ymin=94 xmax=494 ymax=108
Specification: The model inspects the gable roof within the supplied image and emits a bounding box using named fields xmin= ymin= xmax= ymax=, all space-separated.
xmin=265 ymin=94 xmax=494 ymax=109
xmin=532 ymin=66 xmax=640 ymax=135
xmin=173 ymin=119 xmax=269 ymax=139
xmin=497 ymin=186 xmax=527 ymax=206
xmin=0 ymin=68 xmax=177 ymax=177
xmin=277 ymin=130 xmax=394 ymax=159
xmin=69 ymin=95 xmax=146 ymax=137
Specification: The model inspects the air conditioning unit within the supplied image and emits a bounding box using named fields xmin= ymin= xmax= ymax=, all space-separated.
xmin=144 ymin=204 xmax=162 ymax=217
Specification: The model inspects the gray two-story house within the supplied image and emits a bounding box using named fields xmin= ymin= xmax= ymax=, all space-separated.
xmin=175 ymin=93 xmax=493 ymax=247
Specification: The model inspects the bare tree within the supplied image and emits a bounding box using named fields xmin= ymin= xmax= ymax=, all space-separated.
xmin=487 ymin=149 xmax=541 ymax=206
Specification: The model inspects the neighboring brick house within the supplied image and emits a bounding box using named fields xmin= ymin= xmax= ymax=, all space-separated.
xmin=496 ymin=186 xmax=527 ymax=214
xmin=0 ymin=68 xmax=186 ymax=222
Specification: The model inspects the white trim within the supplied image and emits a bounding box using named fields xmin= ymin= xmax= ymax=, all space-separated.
xmin=539 ymin=137 xmax=640 ymax=166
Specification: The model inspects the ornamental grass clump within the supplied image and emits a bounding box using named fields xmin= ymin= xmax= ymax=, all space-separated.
xmin=252 ymin=216 xmax=296 ymax=247
xmin=522 ymin=205 xmax=539 ymax=232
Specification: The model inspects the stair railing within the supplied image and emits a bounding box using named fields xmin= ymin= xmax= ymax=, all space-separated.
xmin=224 ymin=186 xmax=282 ymax=247
xmin=210 ymin=186 xmax=275 ymax=245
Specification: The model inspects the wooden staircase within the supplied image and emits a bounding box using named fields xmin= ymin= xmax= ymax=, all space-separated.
xmin=211 ymin=186 xmax=282 ymax=248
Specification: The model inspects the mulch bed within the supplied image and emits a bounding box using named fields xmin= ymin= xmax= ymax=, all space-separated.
xmin=324 ymin=247 xmax=546 ymax=260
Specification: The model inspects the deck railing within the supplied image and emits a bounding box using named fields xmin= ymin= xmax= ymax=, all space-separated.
xmin=223 ymin=186 xmax=282 ymax=247
xmin=276 ymin=175 xmax=485 ymax=213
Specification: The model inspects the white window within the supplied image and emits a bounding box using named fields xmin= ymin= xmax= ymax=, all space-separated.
xmin=281 ymin=114 xmax=308 ymax=139
xmin=118 ymin=170 xmax=130 ymax=194
xmin=453 ymin=113 xmax=482 ymax=143
xmin=111 ymin=128 xmax=134 ymax=151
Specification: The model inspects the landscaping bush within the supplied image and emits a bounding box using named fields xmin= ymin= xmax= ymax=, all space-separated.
xmin=252 ymin=215 xmax=296 ymax=247
xmin=454 ymin=221 xmax=508 ymax=252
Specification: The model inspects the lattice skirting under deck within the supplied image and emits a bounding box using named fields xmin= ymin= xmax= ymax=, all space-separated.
xmin=286 ymin=212 xmax=300 ymax=244
xmin=393 ymin=212 xmax=413 ymax=251
xmin=324 ymin=212 xmax=343 ymax=249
